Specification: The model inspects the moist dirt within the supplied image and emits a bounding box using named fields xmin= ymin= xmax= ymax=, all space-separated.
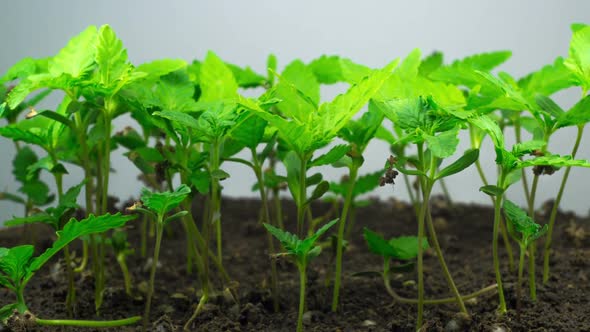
xmin=1 ymin=197 xmax=589 ymax=332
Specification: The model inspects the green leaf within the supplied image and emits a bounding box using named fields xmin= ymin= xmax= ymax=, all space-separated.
xmin=564 ymin=24 xmax=590 ymax=90
xmin=4 ymin=213 xmax=56 ymax=229
xmin=226 ymin=62 xmax=266 ymax=88
xmin=20 ymin=180 xmax=52 ymax=206
xmin=13 ymin=147 xmax=38 ymax=183
xmin=199 ymin=51 xmax=239 ymax=102
xmin=502 ymin=199 xmax=547 ymax=246
xmin=479 ymin=185 xmax=505 ymax=197
xmin=517 ymin=154 xmax=590 ymax=170
xmin=230 ymin=112 xmax=267 ymax=149
xmin=211 ymin=169 xmax=230 ymax=180
xmin=153 ymin=110 xmax=199 ymax=129
xmin=436 ymin=149 xmax=479 ymax=180
xmin=26 ymin=213 xmax=136 ymax=281
xmin=389 ymin=236 xmax=429 ymax=261
xmin=419 ymin=51 xmax=443 ymax=76
xmin=0 ymin=245 xmax=35 ymax=285
xmin=425 ymin=127 xmax=460 ymax=158
xmin=140 ymin=184 xmax=192 ymax=218
xmin=94 ymin=24 xmax=132 ymax=91
xmin=468 ymin=115 xmax=505 ymax=149
xmin=0 ymin=126 xmax=46 ymax=148
xmin=263 ymin=223 xmax=300 ymax=254
xmin=556 ymin=95 xmax=590 ymax=128
xmin=534 ymin=94 xmax=564 ymax=118
xmin=363 ymin=228 xmax=398 ymax=258
xmin=135 ymin=59 xmax=187 ymax=80
xmin=297 ymin=218 xmax=339 ymax=257
xmin=190 ymin=170 xmax=211 ymax=194
xmin=511 ymin=140 xmax=546 ymax=157
xmin=519 ymin=57 xmax=575 ymax=97
xmin=49 ymin=25 xmax=97 ymax=78
xmin=309 ymin=145 xmax=350 ymax=167
xmin=306 ymin=181 xmax=330 ymax=204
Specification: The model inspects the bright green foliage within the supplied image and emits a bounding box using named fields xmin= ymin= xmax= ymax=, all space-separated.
xmin=0 ymin=213 xmax=135 ymax=320
xmin=503 ymin=200 xmax=548 ymax=247
xmin=4 ymin=181 xmax=86 ymax=230
xmin=363 ymin=228 xmax=429 ymax=261
xmin=564 ymin=23 xmax=590 ymax=91
xmin=139 ymin=184 xmax=191 ymax=220
xmin=240 ymin=60 xmax=397 ymax=157
xmin=435 ymin=149 xmax=480 ymax=180
xmin=329 ymin=170 xmax=382 ymax=198
xmin=264 ymin=218 xmax=338 ymax=265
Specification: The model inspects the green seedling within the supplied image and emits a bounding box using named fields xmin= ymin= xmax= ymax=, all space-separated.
xmin=363 ymin=228 xmax=498 ymax=305
xmin=543 ymin=23 xmax=590 ymax=283
xmin=329 ymin=103 xmax=386 ymax=311
xmin=240 ymin=58 xmax=397 ymax=238
xmin=264 ymin=219 xmax=338 ymax=332
xmin=4 ymin=180 xmax=85 ymax=315
xmin=127 ymin=184 xmax=190 ymax=332
xmin=472 ymin=113 xmax=590 ymax=311
xmin=0 ymin=213 xmax=138 ymax=329
xmin=502 ymin=200 xmax=548 ymax=311
xmin=375 ymin=49 xmax=481 ymax=328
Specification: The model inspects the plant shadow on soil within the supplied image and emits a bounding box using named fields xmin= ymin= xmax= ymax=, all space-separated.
xmin=1 ymin=196 xmax=589 ymax=332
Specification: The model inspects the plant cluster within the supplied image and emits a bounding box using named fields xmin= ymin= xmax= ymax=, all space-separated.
xmin=1 ymin=23 xmax=589 ymax=331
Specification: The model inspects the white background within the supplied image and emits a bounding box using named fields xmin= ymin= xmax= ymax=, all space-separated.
xmin=1 ymin=0 xmax=590 ymax=225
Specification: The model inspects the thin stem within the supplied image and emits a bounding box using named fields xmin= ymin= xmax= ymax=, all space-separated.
xmin=252 ymin=149 xmax=279 ymax=313
xmin=184 ymin=292 xmax=209 ymax=331
xmin=209 ymin=139 xmax=223 ymax=266
xmin=273 ymin=188 xmax=284 ymax=230
xmin=116 ymin=254 xmax=132 ymax=297
xmin=16 ymin=286 xmax=27 ymax=313
xmin=527 ymin=174 xmax=539 ymax=301
xmin=492 ymin=193 xmax=507 ymax=314
xmin=415 ymin=143 xmax=427 ymax=330
xmin=143 ymin=220 xmax=163 ymax=332
xmin=297 ymin=263 xmax=307 ymax=332
xmin=517 ymin=245 xmax=527 ymax=310
xmin=403 ymin=172 xmax=420 ymax=217
xmin=383 ymin=260 xmax=497 ymax=305
xmin=63 ymin=246 xmax=76 ymax=316
xmin=332 ymin=164 xmax=359 ymax=312
xmin=514 ymin=122 xmax=531 ymax=204
xmin=297 ymin=156 xmax=308 ymax=237
xmin=438 ymin=177 xmax=454 ymax=209
xmin=35 ymin=316 xmax=141 ymax=328
xmin=543 ymin=125 xmax=584 ymax=283
xmin=73 ymin=240 xmax=88 ymax=273
xmin=425 ymin=203 xmax=468 ymax=315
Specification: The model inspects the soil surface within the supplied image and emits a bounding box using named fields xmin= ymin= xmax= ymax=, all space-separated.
xmin=1 ymin=196 xmax=589 ymax=332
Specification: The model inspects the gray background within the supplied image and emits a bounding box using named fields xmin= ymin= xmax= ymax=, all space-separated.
xmin=1 ymin=0 xmax=590 ymax=225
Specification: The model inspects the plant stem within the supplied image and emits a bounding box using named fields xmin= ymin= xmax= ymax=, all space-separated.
xmin=73 ymin=240 xmax=88 ymax=273
xmin=415 ymin=143 xmax=428 ymax=330
xmin=143 ymin=219 xmax=163 ymax=332
xmin=403 ymin=172 xmax=420 ymax=217
xmin=514 ymin=122 xmax=531 ymax=204
xmin=438 ymin=177 xmax=454 ymax=209
xmin=331 ymin=164 xmax=358 ymax=312
xmin=383 ymin=260 xmax=497 ymax=305
xmin=273 ymin=187 xmax=285 ymax=230
xmin=184 ymin=292 xmax=209 ymax=331
xmin=517 ymin=245 xmax=525 ymax=313
xmin=474 ymin=158 xmax=515 ymax=272
xmin=35 ymin=316 xmax=141 ymax=327
xmin=297 ymin=262 xmax=307 ymax=332
xmin=297 ymin=156 xmax=308 ymax=237
xmin=116 ymin=253 xmax=132 ymax=297
xmin=492 ymin=193 xmax=507 ymax=314
xmin=16 ymin=286 xmax=27 ymax=313
xmin=252 ymin=149 xmax=280 ymax=313
xmin=209 ymin=139 xmax=223 ymax=266
xmin=543 ymin=125 xmax=584 ymax=283
xmin=526 ymin=174 xmax=539 ymax=301
xmin=425 ymin=205 xmax=468 ymax=315
xmin=63 ymin=245 xmax=76 ymax=316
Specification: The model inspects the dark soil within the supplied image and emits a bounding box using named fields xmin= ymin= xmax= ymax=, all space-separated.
xmin=1 ymin=197 xmax=589 ymax=332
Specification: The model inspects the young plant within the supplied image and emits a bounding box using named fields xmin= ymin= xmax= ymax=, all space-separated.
xmin=3 ymin=180 xmax=85 ymax=315
xmin=239 ymin=59 xmax=397 ymax=239
xmin=502 ymin=200 xmax=548 ymax=310
xmin=543 ymin=23 xmax=590 ymax=283
xmin=329 ymin=104 xmax=386 ymax=311
xmin=127 ymin=184 xmax=191 ymax=331
xmin=264 ymin=219 xmax=338 ymax=332
xmin=472 ymin=114 xmax=590 ymax=311
xmin=375 ymin=49 xmax=481 ymax=328
xmin=0 ymin=213 xmax=139 ymax=329
xmin=363 ymin=228 xmax=497 ymax=305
